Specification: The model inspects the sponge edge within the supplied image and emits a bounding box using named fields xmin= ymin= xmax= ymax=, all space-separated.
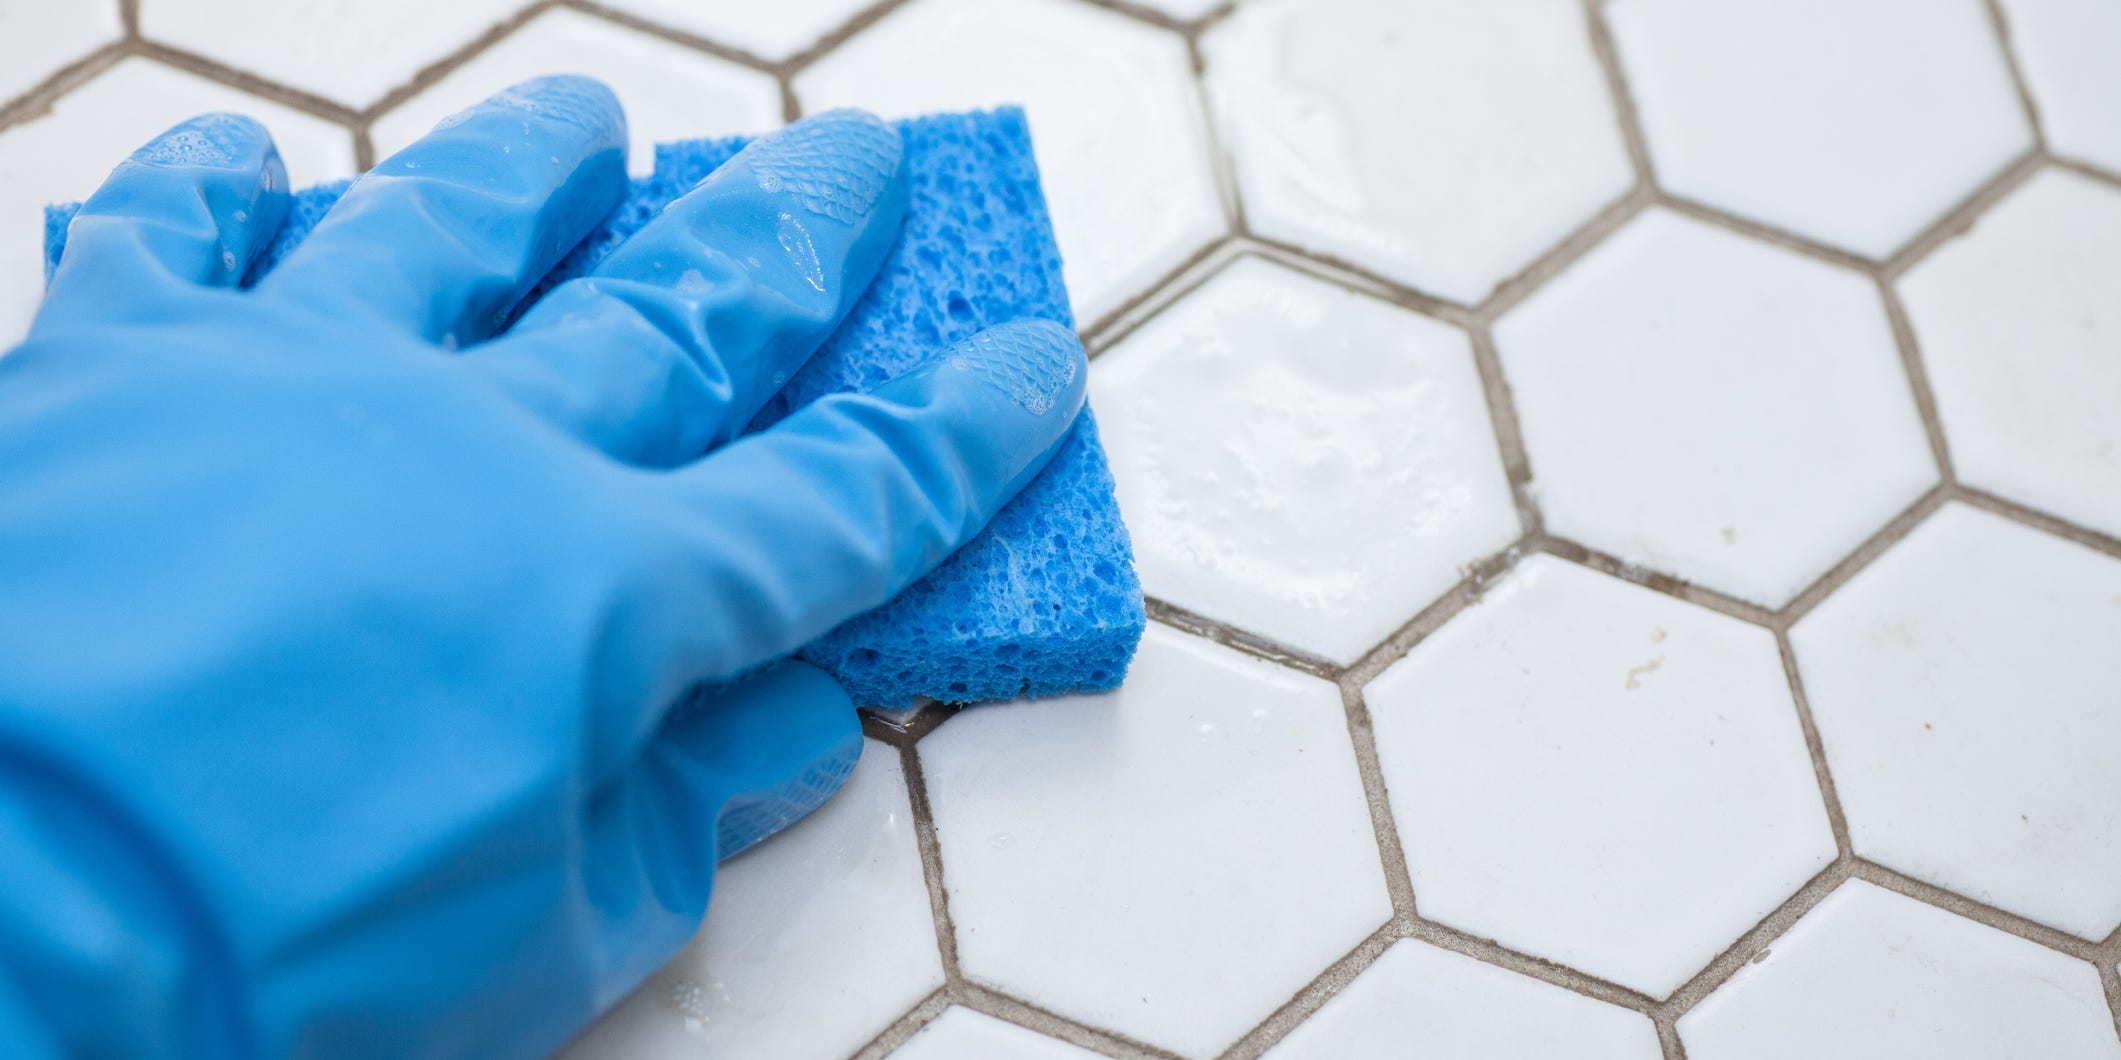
xmin=43 ymin=108 xmax=1146 ymax=708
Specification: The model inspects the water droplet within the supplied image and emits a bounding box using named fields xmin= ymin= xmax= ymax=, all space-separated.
xmin=221 ymin=249 xmax=236 ymax=272
xmin=988 ymin=832 xmax=1015 ymax=850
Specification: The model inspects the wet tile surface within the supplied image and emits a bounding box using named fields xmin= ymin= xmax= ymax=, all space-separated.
xmin=1494 ymin=207 xmax=1936 ymax=606
xmin=1203 ymin=0 xmax=1631 ymax=304
xmin=8 ymin=1 xmax=2121 ymax=1055
xmin=1366 ymin=555 xmax=1836 ymax=998
xmin=921 ymin=625 xmax=1391 ymax=1056
xmin=1093 ymin=255 xmax=1518 ymax=664
xmin=1792 ymin=503 xmax=2121 ymax=940
xmin=1678 ymin=880 xmax=2121 ymax=1060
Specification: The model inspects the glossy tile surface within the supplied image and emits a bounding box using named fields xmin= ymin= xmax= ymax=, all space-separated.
xmin=1607 ymin=0 xmax=2032 ymax=257
xmin=0 ymin=0 xmax=118 ymax=106
xmin=1203 ymin=0 xmax=1631 ymax=304
xmin=1678 ymin=880 xmax=2121 ymax=1060
xmin=593 ymin=0 xmax=876 ymax=62
xmin=1265 ymin=940 xmax=1661 ymax=1060
xmin=891 ymin=1008 xmax=1099 ymax=1060
xmin=561 ymin=741 xmax=943 ymax=1059
xmin=140 ymin=0 xmax=529 ymax=109
xmin=1899 ymin=168 xmax=2121 ymax=539
xmin=1495 ymin=208 xmax=1936 ymax=606
xmin=1093 ymin=256 xmax=1518 ymax=664
xmin=1996 ymin=0 xmax=2121 ymax=173
xmin=795 ymin=0 xmax=1226 ymax=326
xmin=369 ymin=8 xmax=782 ymax=176
xmin=1792 ymin=503 xmax=2121 ymax=940
xmin=922 ymin=625 xmax=1391 ymax=1056
xmin=1366 ymin=556 xmax=1836 ymax=998
xmin=0 ymin=56 xmax=356 ymax=344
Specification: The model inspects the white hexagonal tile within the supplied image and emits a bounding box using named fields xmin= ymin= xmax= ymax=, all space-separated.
xmin=921 ymin=625 xmax=1391 ymax=1057
xmin=891 ymin=1008 xmax=1098 ymax=1060
xmin=1093 ymin=256 xmax=1519 ymax=664
xmin=592 ymin=0 xmax=874 ymax=62
xmin=1898 ymin=167 xmax=2121 ymax=539
xmin=1365 ymin=555 xmax=1836 ymax=998
xmin=1203 ymin=0 xmax=1632 ymax=305
xmin=0 ymin=1 xmax=120 ymax=106
xmin=369 ymin=9 xmax=782 ymax=176
xmin=561 ymin=739 xmax=944 ymax=1059
xmin=793 ymin=0 xmax=1227 ymax=326
xmin=140 ymin=0 xmax=526 ymax=110
xmin=1791 ymin=503 xmax=2121 ymax=940
xmin=1606 ymin=0 xmax=2033 ymax=258
xmin=1995 ymin=0 xmax=2121 ymax=173
xmin=1678 ymin=880 xmax=2121 ymax=1060
xmin=1493 ymin=208 xmax=1936 ymax=607
xmin=0 ymin=56 xmax=357 ymax=346
xmin=1265 ymin=940 xmax=1662 ymax=1060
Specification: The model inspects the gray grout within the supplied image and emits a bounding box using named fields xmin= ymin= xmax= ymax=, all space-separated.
xmin=8 ymin=0 xmax=2121 ymax=1056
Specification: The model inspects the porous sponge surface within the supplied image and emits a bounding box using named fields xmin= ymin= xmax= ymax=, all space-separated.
xmin=43 ymin=108 xmax=1145 ymax=707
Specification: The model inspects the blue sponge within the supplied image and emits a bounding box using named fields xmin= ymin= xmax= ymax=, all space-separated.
xmin=44 ymin=108 xmax=1145 ymax=708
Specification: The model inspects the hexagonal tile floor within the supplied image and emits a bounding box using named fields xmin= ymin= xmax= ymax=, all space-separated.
xmin=8 ymin=0 xmax=2121 ymax=1055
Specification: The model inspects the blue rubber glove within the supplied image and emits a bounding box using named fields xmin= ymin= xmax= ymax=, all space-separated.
xmin=0 ymin=76 xmax=1085 ymax=1059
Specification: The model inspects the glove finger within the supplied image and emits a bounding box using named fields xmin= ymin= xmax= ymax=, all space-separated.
xmin=37 ymin=113 xmax=289 ymax=321
xmin=256 ymin=75 xmax=628 ymax=347
xmin=578 ymin=660 xmax=861 ymax=1002
xmin=639 ymin=319 xmax=1087 ymax=685
xmin=465 ymin=110 xmax=907 ymax=467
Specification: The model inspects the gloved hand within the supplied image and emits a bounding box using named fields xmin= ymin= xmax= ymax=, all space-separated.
xmin=0 ymin=76 xmax=1086 ymax=1059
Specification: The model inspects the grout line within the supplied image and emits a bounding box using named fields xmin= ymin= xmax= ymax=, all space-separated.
xmin=1978 ymin=0 xmax=2049 ymax=152
xmin=1339 ymin=545 xmax=1523 ymax=689
xmin=0 ymin=40 xmax=130 ymax=132
xmin=1144 ymin=597 xmax=1339 ymax=680
xmin=1874 ymin=277 xmax=1962 ymax=481
xmin=1463 ymin=324 xmax=1544 ymax=536
xmin=1774 ymin=486 xmax=1948 ymax=630
xmin=1241 ymin=234 xmax=1476 ymax=327
xmin=849 ymin=988 xmax=952 ymax=1059
xmin=1081 ymin=234 xmax=1238 ymax=348
xmin=1654 ymin=860 xmax=1854 ymax=1024
xmin=778 ymin=0 xmax=917 ymax=81
xmin=1335 ymin=685 xmax=1418 ymax=919
xmin=1537 ymin=537 xmax=1778 ymax=628
xmin=1576 ymin=0 xmax=1657 ymax=188
xmin=563 ymin=0 xmax=784 ymax=75
xmin=1878 ymin=149 xmax=2043 ymax=282
xmin=1219 ymin=923 xmax=1398 ymax=1058
xmin=895 ymin=741 xmax=965 ymax=986
xmin=129 ymin=40 xmax=364 ymax=125
xmin=1658 ymin=1020 xmax=1688 ymax=1060
xmin=1402 ymin=916 xmax=1661 ymax=1015
xmin=1773 ymin=632 xmax=1853 ymax=855
xmin=1656 ymin=193 xmax=1872 ymax=272
xmin=2053 ymin=155 xmax=2121 ymax=195
xmin=1083 ymin=236 xmax=1248 ymax=357
xmin=1851 ymin=859 xmax=2110 ymax=959
xmin=117 ymin=0 xmax=141 ymax=38
xmin=348 ymin=0 xmax=562 ymax=123
xmin=1470 ymin=184 xmax=1652 ymax=325
xmin=1955 ymin=487 xmax=2121 ymax=562
xmin=958 ymin=983 xmax=1179 ymax=1059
